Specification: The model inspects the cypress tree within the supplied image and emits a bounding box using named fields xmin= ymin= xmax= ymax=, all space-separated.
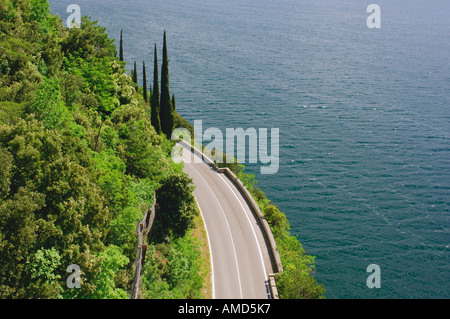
xmin=160 ymin=31 xmax=174 ymax=137
xmin=143 ymin=61 xmax=148 ymax=103
xmin=151 ymin=94 xmax=161 ymax=134
xmin=151 ymin=44 xmax=161 ymax=134
xmin=172 ymin=94 xmax=176 ymax=111
xmin=132 ymin=61 xmax=138 ymax=91
xmin=152 ymin=44 xmax=160 ymax=109
xmin=119 ymin=29 xmax=124 ymax=62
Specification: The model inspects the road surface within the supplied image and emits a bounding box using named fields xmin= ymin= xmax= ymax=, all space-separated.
xmin=180 ymin=143 xmax=274 ymax=299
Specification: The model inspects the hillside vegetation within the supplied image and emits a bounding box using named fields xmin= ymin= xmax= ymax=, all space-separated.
xmin=0 ymin=0 xmax=324 ymax=299
xmin=0 ymin=0 xmax=201 ymax=298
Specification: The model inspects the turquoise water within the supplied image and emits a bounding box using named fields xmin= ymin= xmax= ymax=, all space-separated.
xmin=49 ymin=0 xmax=450 ymax=298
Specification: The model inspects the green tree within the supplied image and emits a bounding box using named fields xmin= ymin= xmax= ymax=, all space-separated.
xmin=263 ymin=204 xmax=289 ymax=237
xmin=63 ymin=56 xmax=117 ymax=115
xmin=151 ymin=44 xmax=161 ymax=134
xmin=0 ymin=146 xmax=13 ymax=199
xmin=276 ymin=266 xmax=326 ymax=299
xmin=110 ymin=102 xmax=166 ymax=180
xmin=87 ymin=245 xmax=129 ymax=299
xmin=27 ymin=76 xmax=69 ymax=129
xmin=24 ymin=247 xmax=63 ymax=298
xmin=160 ymin=31 xmax=174 ymax=138
xmin=119 ymin=29 xmax=124 ymax=62
xmin=132 ymin=61 xmax=138 ymax=91
xmin=29 ymin=0 xmax=59 ymax=35
xmin=61 ymin=17 xmax=117 ymax=61
xmin=142 ymin=61 xmax=148 ymax=104
xmin=155 ymin=172 xmax=198 ymax=239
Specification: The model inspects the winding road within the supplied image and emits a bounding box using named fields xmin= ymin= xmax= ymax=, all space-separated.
xmin=180 ymin=143 xmax=275 ymax=299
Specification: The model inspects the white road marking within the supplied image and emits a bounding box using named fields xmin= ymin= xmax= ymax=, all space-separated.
xmin=215 ymin=173 xmax=268 ymax=279
xmin=193 ymin=196 xmax=216 ymax=299
xmin=186 ymin=162 xmax=244 ymax=299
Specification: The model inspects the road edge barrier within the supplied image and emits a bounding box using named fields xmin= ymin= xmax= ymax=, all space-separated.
xmin=131 ymin=194 xmax=157 ymax=299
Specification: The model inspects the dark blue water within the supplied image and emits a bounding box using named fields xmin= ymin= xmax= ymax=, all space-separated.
xmin=49 ymin=0 xmax=450 ymax=298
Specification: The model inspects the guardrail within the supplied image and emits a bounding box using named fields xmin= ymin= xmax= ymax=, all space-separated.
xmin=178 ymin=140 xmax=283 ymax=299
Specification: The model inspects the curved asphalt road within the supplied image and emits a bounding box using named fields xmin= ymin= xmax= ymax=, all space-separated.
xmin=180 ymin=143 xmax=274 ymax=299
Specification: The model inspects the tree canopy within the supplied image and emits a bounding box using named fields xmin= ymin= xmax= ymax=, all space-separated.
xmin=0 ymin=0 xmax=199 ymax=299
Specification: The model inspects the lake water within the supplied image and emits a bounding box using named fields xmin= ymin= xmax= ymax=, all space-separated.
xmin=49 ymin=0 xmax=450 ymax=298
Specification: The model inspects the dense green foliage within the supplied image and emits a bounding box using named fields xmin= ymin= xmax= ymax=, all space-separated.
xmin=0 ymin=0 xmax=200 ymax=299
xmin=141 ymin=231 xmax=204 ymax=299
xmin=154 ymin=173 xmax=198 ymax=240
